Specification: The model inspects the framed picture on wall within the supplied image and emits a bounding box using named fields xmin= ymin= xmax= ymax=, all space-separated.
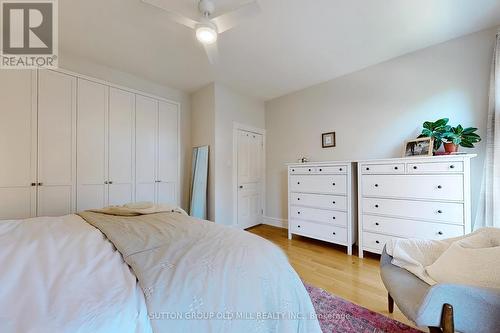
xmin=322 ymin=132 xmax=336 ymax=148
xmin=402 ymin=137 xmax=434 ymax=157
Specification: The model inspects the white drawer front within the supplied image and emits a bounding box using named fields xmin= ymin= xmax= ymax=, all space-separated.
xmin=407 ymin=161 xmax=464 ymax=173
xmin=290 ymin=220 xmax=347 ymax=244
xmin=290 ymin=166 xmax=316 ymax=175
xmin=361 ymin=174 xmax=464 ymax=201
xmin=360 ymin=163 xmax=405 ymax=174
xmin=363 ymin=198 xmax=464 ymax=224
xmin=291 ymin=207 xmax=347 ymax=226
xmin=291 ymin=193 xmax=347 ymax=210
xmin=316 ymin=165 xmax=347 ymax=174
xmin=363 ymin=215 xmax=464 ymax=239
xmin=362 ymin=232 xmax=402 ymax=253
xmin=290 ymin=175 xmax=347 ymax=194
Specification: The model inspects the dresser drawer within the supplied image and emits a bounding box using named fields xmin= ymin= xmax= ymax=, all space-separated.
xmin=360 ymin=163 xmax=405 ymax=174
xmin=316 ymin=165 xmax=347 ymax=174
xmin=362 ymin=232 xmax=402 ymax=253
xmin=290 ymin=175 xmax=347 ymax=194
xmin=407 ymin=161 xmax=464 ymax=173
xmin=363 ymin=198 xmax=464 ymax=224
xmin=363 ymin=215 xmax=464 ymax=239
xmin=361 ymin=174 xmax=463 ymax=201
xmin=290 ymin=166 xmax=316 ymax=175
xmin=291 ymin=193 xmax=347 ymax=210
xmin=290 ymin=220 xmax=347 ymax=244
xmin=291 ymin=207 xmax=347 ymax=226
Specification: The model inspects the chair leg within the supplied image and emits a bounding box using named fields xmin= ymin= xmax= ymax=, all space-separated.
xmin=388 ymin=293 xmax=394 ymax=313
xmin=428 ymin=327 xmax=442 ymax=333
xmin=441 ymin=303 xmax=454 ymax=333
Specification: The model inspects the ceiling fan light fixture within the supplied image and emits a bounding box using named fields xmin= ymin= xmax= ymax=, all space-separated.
xmin=196 ymin=23 xmax=218 ymax=45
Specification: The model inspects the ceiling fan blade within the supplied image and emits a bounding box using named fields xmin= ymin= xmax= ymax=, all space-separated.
xmin=211 ymin=1 xmax=260 ymax=33
xmin=141 ymin=0 xmax=198 ymax=29
xmin=203 ymin=42 xmax=219 ymax=65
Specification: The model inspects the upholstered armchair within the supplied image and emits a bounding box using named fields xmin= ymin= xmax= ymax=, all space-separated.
xmin=380 ymin=247 xmax=500 ymax=333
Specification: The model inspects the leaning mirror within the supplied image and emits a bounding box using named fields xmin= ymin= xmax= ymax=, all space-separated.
xmin=189 ymin=146 xmax=209 ymax=219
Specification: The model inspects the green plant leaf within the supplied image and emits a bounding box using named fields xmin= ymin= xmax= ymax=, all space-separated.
xmin=460 ymin=141 xmax=474 ymax=148
xmin=434 ymin=118 xmax=449 ymax=128
xmin=462 ymin=127 xmax=478 ymax=134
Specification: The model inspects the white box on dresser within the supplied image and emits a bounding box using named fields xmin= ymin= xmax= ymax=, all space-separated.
xmin=357 ymin=154 xmax=476 ymax=258
xmin=287 ymin=162 xmax=357 ymax=255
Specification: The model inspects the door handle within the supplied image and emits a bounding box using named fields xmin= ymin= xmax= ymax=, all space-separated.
xmin=37 ymin=182 xmax=43 ymax=186
xmin=31 ymin=182 xmax=36 ymax=187
xmin=108 ymin=181 xmax=113 ymax=184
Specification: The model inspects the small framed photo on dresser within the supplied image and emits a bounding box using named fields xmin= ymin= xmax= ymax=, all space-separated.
xmin=322 ymin=132 xmax=336 ymax=148
xmin=403 ymin=137 xmax=434 ymax=157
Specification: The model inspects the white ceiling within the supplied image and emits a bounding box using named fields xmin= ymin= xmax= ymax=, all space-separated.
xmin=60 ymin=0 xmax=500 ymax=101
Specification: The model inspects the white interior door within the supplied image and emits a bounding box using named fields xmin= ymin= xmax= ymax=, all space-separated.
xmin=37 ymin=70 xmax=76 ymax=216
xmin=237 ymin=129 xmax=263 ymax=229
xmin=157 ymin=101 xmax=179 ymax=205
xmin=0 ymin=70 xmax=37 ymax=219
xmin=77 ymin=79 xmax=109 ymax=211
xmin=108 ymin=88 xmax=135 ymax=205
xmin=135 ymin=95 xmax=157 ymax=203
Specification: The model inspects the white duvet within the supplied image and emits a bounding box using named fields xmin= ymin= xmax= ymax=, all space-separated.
xmin=0 ymin=215 xmax=153 ymax=333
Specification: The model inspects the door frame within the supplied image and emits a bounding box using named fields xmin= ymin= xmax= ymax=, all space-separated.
xmin=232 ymin=122 xmax=266 ymax=229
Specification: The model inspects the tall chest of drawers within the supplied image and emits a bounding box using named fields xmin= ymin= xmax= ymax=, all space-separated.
xmin=287 ymin=162 xmax=357 ymax=255
xmin=357 ymin=155 xmax=475 ymax=258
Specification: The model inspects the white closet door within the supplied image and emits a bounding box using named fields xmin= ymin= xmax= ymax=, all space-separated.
xmin=157 ymin=101 xmax=179 ymax=205
xmin=0 ymin=70 xmax=37 ymax=219
xmin=77 ymin=79 xmax=109 ymax=211
xmin=237 ymin=130 xmax=263 ymax=229
xmin=108 ymin=88 xmax=135 ymax=205
xmin=135 ymin=95 xmax=157 ymax=203
xmin=37 ymin=70 xmax=76 ymax=216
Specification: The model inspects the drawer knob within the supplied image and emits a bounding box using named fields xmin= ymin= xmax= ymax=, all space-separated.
xmin=332 ymin=232 xmax=336 ymax=235
xmin=292 ymin=169 xmax=295 ymax=172
xmin=449 ymin=165 xmax=455 ymax=169
xmin=297 ymin=211 xmax=301 ymax=214
xmin=375 ymin=240 xmax=380 ymax=244
xmin=297 ymin=182 xmax=300 ymax=185
xmin=437 ymin=185 xmax=442 ymax=189
xmin=374 ymin=184 xmax=379 ymax=187
xmin=319 ymin=168 xmax=322 ymax=171
xmin=394 ymin=166 xmax=398 ymax=170
xmin=332 ymin=216 xmax=336 ymax=220
xmin=437 ymin=210 xmax=443 ymax=214
xmin=298 ymin=225 xmax=301 ymax=228
xmin=366 ymin=167 xmax=370 ymax=171
xmin=297 ymin=198 xmax=300 ymax=201
xmin=375 ymin=222 xmax=380 ymax=226
xmin=332 ymin=183 xmax=336 ymax=186
xmin=375 ymin=204 xmax=379 ymax=208
xmin=339 ymin=168 xmax=343 ymax=171
xmin=308 ymin=168 xmax=312 ymax=171
xmin=438 ymin=231 xmax=443 ymax=235
xmin=332 ymin=201 xmax=336 ymax=204
xmin=413 ymin=166 xmax=418 ymax=170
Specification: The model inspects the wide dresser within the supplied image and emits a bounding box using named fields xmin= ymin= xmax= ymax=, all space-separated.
xmin=357 ymin=155 xmax=475 ymax=258
xmin=287 ymin=161 xmax=357 ymax=255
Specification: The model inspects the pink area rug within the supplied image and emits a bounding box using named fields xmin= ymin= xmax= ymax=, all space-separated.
xmin=304 ymin=283 xmax=422 ymax=333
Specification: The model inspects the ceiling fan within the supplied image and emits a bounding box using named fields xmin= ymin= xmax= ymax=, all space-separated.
xmin=141 ymin=0 xmax=261 ymax=64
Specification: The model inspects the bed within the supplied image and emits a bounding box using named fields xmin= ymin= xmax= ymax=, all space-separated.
xmin=0 ymin=210 xmax=321 ymax=333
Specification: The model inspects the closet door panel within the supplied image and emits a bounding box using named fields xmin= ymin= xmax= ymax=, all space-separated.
xmin=157 ymin=101 xmax=179 ymax=204
xmin=0 ymin=70 xmax=36 ymax=219
xmin=135 ymin=95 xmax=157 ymax=203
xmin=37 ymin=70 xmax=76 ymax=216
xmin=108 ymin=88 xmax=135 ymax=205
xmin=77 ymin=79 xmax=108 ymax=211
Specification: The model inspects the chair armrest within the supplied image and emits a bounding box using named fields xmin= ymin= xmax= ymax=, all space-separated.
xmin=416 ymin=283 xmax=500 ymax=333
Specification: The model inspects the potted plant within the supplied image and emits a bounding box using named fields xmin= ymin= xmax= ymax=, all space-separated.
xmin=442 ymin=125 xmax=481 ymax=153
xmin=418 ymin=118 xmax=451 ymax=151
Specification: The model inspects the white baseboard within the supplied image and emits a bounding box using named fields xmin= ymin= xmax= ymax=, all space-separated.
xmin=263 ymin=216 xmax=288 ymax=229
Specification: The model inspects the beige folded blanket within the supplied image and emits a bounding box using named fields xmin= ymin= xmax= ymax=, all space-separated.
xmin=386 ymin=227 xmax=500 ymax=288
xmin=88 ymin=202 xmax=188 ymax=217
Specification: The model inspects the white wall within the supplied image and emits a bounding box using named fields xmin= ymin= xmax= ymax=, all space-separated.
xmin=190 ymin=83 xmax=216 ymax=220
xmin=265 ymin=28 xmax=496 ymax=225
xmin=214 ymin=84 xmax=266 ymax=226
xmin=59 ymin=52 xmax=193 ymax=210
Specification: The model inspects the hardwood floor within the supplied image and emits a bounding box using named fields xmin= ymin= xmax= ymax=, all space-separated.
xmin=247 ymin=224 xmax=420 ymax=330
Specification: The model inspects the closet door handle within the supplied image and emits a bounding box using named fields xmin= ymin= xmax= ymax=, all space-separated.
xmin=38 ymin=182 xmax=43 ymax=186
xmin=449 ymin=165 xmax=455 ymax=169
xmin=108 ymin=181 xmax=113 ymax=184
xmin=31 ymin=182 xmax=37 ymax=187
xmin=438 ymin=231 xmax=443 ymax=235
xmin=104 ymin=181 xmax=108 ymax=184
